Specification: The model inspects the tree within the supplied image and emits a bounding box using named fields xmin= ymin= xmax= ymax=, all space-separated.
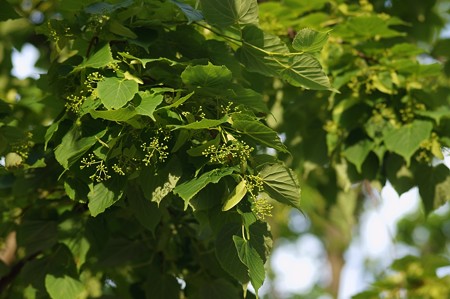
xmin=0 ymin=0 xmax=449 ymax=298
xmin=256 ymin=0 xmax=450 ymax=298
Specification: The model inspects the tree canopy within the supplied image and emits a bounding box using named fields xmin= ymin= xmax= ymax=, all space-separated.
xmin=0 ymin=0 xmax=449 ymax=298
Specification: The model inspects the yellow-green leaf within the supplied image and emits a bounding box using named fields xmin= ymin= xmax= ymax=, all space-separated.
xmin=222 ymin=179 xmax=247 ymax=211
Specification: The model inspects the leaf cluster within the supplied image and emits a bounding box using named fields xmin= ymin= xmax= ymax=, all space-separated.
xmin=0 ymin=0 xmax=332 ymax=298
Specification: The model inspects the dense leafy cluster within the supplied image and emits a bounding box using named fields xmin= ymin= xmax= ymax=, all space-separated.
xmin=258 ymin=0 xmax=450 ymax=212
xmin=1 ymin=0 xmax=449 ymax=298
xmin=0 ymin=0 xmax=339 ymax=298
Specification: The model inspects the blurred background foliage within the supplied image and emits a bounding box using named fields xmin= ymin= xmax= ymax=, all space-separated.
xmin=1 ymin=0 xmax=449 ymax=298
xmin=257 ymin=0 xmax=450 ymax=298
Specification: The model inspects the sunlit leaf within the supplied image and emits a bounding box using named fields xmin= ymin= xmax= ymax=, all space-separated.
xmin=280 ymin=54 xmax=333 ymax=90
xmin=233 ymin=235 xmax=265 ymax=294
xmin=135 ymin=91 xmax=164 ymax=120
xmin=54 ymin=126 xmax=106 ymax=170
xmin=174 ymin=168 xmax=235 ymax=208
xmin=222 ymin=179 xmax=247 ymax=211
xmin=343 ymin=140 xmax=375 ymax=173
xmin=231 ymin=113 xmax=287 ymax=152
xmin=140 ymin=157 xmax=182 ymax=205
xmin=45 ymin=275 xmax=84 ymax=299
xmin=259 ymin=164 xmax=301 ymax=209
xmin=237 ymin=26 xmax=333 ymax=90
xmin=415 ymin=106 xmax=450 ymax=125
xmin=74 ymin=44 xmax=114 ymax=70
xmin=383 ymin=120 xmax=433 ymax=164
xmin=200 ymin=0 xmax=258 ymax=27
xmin=90 ymin=106 xmax=137 ymax=121
xmin=181 ymin=63 xmax=232 ymax=88
xmin=97 ymin=77 xmax=139 ymax=109
xmin=88 ymin=181 xmax=124 ymax=217
xmin=172 ymin=115 xmax=228 ymax=130
xmin=292 ymin=28 xmax=330 ymax=53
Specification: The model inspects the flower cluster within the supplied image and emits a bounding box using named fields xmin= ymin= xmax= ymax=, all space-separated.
xmin=65 ymin=94 xmax=85 ymax=113
xmin=417 ymin=132 xmax=442 ymax=163
xmin=85 ymin=72 xmax=104 ymax=92
xmin=202 ymin=140 xmax=253 ymax=165
xmin=246 ymin=174 xmax=273 ymax=220
xmin=80 ymin=154 xmax=111 ymax=182
xmin=251 ymin=194 xmax=273 ymax=220
xmin=141 ymin=137 xmax=169 ymax=166
xmin=112 ymin=163 xmax=125 ymax=175
xmin=246 ymin=174 xmax=264 ymax=195
xmin=11 ymin=132 xmax=33 ymax=160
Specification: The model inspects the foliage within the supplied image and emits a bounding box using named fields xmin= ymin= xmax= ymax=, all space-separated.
xmin=0 ymin=0 xmax=332 ymax=298
xmin=256 ymin=0 xmax=450 ymax=297
xmin=1 ymin=0 xmax=449 ymax=298
xmin=353 ymin=207 xmax=450 ymax=299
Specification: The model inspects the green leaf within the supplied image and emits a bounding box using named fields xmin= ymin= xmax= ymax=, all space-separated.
xmin=0 ymin=2 xmax=21 ymax=21
xmin=171 ymin=0 xmax=204 ymax=23
xmin=200 ymin=0 xmax=258 ymax=27
xmin=233 ymin=235 xmax=265 ymax=294
xmin=140 ymin=157 xmax=182 ymax=205
xmin=17 ymin=220 xmax=58 ymax=256
xmin=200 ymin=279 xmax=240 ymax=299
xmin=280 ymin=55 xmax=333 ymax=90
xmin=187 ymin=134 xmax=220 ymax=156
xmin=336 ymin=15 xmax=405 ymax=39
xmin=222 ymin=179 xmax=247 ymax=211
xmin=383 ymin=120 xmax=433 ymax=164
xmin=174 ymin=168 xmax=235 ymax=208
xmin=85 ymin=0 xmax=133 ymax=14
xmin=90 ymin=106 xmax=137 ymax=121
xmin=415 ymin=106 xmax=450 ymax=125
xmin=237 ymin=26 xmax=288 ymax=77
xmin=215 ymin=223 xmax=249 ymax=283
xmin=181 ymin=63 xmax=232 ymax=88
xmin=44 ymin=121 xmax=59 ymax=151
xmin=230 ymin=114 xmax=287 ymax=152
xmin=227 ymin=86 xmax=269 ymax=114
xmin=237 ymin=26 xmax=333 ymax=90
xmin=416 ymin=164 xmax=450 ymax=214
xmin=127 ymin=186 xmax=162 ymax=234
xmin=54 ymin=126 xmax=106 ymax=170
xmin=164 ymin=91 xmax=195 ymax=109
xmin=118 ymin=52 xmax=181 ymax=68
xmin=88 ymin=181 xmax=124 ymax=217
xmin=342 ymin=140 xmax=375 ymax=173
xmin=109 ymin=19 xmax=137 ymax=39
xmin=74 ymin=44 xmax=114 ymax=70
xmin=248 ymin=222 xmax=272 ymax=263
xmin=135 ymin=91 xmax=164 ymax=121
xmin=97 ymin=77 xmax=139 ymax=109
xmin=259 ymin=164 xmax=301 ymax=209
xmin=172 ymin=115 xmax=229 ymax=130
xmin=292 ymin=28 xmax=330 ymax=53
xmin=385 ymin=154 xmax=415 ymax=195
xmin=45 ymin=275 xmax=84 ymax=299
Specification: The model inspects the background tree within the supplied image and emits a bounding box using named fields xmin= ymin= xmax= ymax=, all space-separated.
xmin=257 ymin=0 xmax=450 ymax=298
xmin=0 ymin=1 xmax=449 ymax=299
